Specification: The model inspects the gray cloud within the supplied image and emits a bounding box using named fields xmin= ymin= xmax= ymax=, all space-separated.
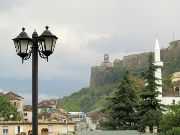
xmin=0 ymin=0 xmax=28 ymax=12
xmin=0 ymin=0 xmax=180 ymax=99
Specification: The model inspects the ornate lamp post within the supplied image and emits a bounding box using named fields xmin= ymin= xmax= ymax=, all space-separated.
xmin=12 ymin=26 xmax=58 ymax=135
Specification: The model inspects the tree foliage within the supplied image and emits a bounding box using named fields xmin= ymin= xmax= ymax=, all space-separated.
xmin=138 ymin=53 xmax=163 ymax=131
xmin=139 ymin=109 xmax=161 ymax=131
xmin=158 ymin=104 xmax=180 ymax=135
xmin=0 ymin=93 xmax=20 ymax=121
xmin=139 ymin=53 xmax=162 ymax=113
xmin=104 ymin=70 xmax=137 ymax=130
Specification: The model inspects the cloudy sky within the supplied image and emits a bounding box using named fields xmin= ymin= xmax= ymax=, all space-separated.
xmin=0 ymin=0 xmax=180 ymax=104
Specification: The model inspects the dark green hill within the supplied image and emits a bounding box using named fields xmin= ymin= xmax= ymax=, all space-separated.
xmin=57 ymin=84 xmax=115 ymax=112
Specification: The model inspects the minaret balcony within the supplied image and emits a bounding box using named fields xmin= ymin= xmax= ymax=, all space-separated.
xmin=154 ymin=61 xmax=163 ymax=67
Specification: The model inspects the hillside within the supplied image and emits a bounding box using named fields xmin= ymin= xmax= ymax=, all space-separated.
xmin=57 ymin=40 xmax=180 ymax=112
xmin=57 ymin=75 xmax=145 ymax=112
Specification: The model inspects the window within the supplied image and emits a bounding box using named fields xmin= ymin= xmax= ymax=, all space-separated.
xmin=15 ymin=126 xmax=23 ymax=134
xmin=48 ymin=125 xmax=53 ymax=133
xmin=63 ymin=119 xmax=67 ymax=124
xmin=24 ymin=113 xmax=27 ymax=116
xmin=172 ymin=100 xmax=176 ymax=105
xmin=3 ymin=126 xmax=8 ymax=135
xmin=14 ymin=102 xmax=17 ymax=106
xmin=18 ymin=126 xmax=20 ymax=133
xmin=175 ymin=87 xmax=180 ymax=93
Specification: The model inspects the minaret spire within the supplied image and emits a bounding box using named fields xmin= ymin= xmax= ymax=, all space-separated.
xmin=155 ymin=38 xmax=160 ymax=62
xmin=154 ymin=38 xmax=163 ymax=101
xmin=155 ymin=38 xmax=160 ymax=50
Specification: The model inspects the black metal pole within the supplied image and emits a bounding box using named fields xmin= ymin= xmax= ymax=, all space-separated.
xmin=32 ymin=30 xmax=38 ymax=135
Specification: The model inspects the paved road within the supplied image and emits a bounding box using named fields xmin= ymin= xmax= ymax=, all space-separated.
xmin=77 ymin=130 xmax=153 ymax=135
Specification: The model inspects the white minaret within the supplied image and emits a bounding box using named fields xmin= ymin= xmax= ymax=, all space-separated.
xmin=154 ymin=38 xmax=163 ymax=101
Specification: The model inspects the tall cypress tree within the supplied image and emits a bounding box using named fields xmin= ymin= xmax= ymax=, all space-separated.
xmin=138 ymin=53 xmax=163 ymax=131
xmin=105 ymin=70 xmax=137 ymax=129
xmin=139 ymin=53 xmax=162 ymax=114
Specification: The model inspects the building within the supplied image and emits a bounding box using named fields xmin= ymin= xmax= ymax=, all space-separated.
xmin=68 ymin=112 xmax=86 ymax=122
xmin=0 ymin=121 xmax=75 ymax=135
xmin=162 ymin=86 xmax=180 ymax=105
xmin=23 ymin=111 xmax=32 ymax=122
xmin=38 ymin=100 xmax=57 ymax=113
xmin=6 ymin=91 xmax=24 ymax=118
xmin=171 ymin=72 xmax=180 ymax=83
xmin=86 ymin=109 xmax=107 ymax=131
xmin=171 ymin=72 xmax=180 ymax=93
xmin=90 ymin=54 xmax=113 ymax=88
xmin=154 ymin=39 xmax=180 ymax=105
xmin=38 ymin=108 xmax=72 ymax=122
xmin=23 ymin=105 xmax=32 ymax=122
xmin=75 ymin=109 xmax=107 ymax=131
xmin=101 ymin=54 xmax=113 ymax=68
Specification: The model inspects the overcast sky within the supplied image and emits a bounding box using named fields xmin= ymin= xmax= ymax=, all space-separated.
xmin=0 ymin=0 xmax=180 ymax=104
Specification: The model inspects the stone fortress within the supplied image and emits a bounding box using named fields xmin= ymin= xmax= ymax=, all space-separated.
xmin=90 ymin=40 xmax=180 ymax=105
xmin=90 ymin=54 xmax=113 ymax=88
xmin=90 ymin=52 xmax=150 ymax=88
xmin=90 ymin=40 xmax=180 ymax=88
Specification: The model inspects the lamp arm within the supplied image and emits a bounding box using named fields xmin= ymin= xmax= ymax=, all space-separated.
xmin=22 ymin=49 xmax=32 ymax=63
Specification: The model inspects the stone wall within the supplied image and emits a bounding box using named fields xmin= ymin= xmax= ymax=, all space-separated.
xmin=122 ymin=52 xmax=149 ymax=67
xmin=90 ymin=52 xmax=150 ymax=88
xmin=90 ymin=66 xmax=113 ymax=88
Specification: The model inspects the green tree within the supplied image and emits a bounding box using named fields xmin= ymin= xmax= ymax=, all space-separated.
xmin=0 ymin=93 xmax=20 ymax=121
xmin=138 ymin=53 xmax=163 ymax=131
xmin=104 ymin=70 xmax=137 ymax=130
xmin=139 ymin=53 xmax=163 ymax=113
xmin=158 ymin=103 xmax=180 ymax=134
xmin=139 ymin=110 xmax=161 ymax=131
xmin=158 ymin=107 xmax=180 ymax=135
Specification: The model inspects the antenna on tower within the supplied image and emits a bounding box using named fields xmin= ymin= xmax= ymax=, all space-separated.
xmin=173 ymin=32 xmax=175 ymax=42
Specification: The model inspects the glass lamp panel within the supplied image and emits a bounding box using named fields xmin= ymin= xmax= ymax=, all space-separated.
xmin=51 ymin=38 xmax=57 ymax=52
xmin=15 ymin=41 xmax=20 ymax=54
xmin=40 ymin=41 xmax=45 ymax=51
xmin=20 ymin=40 xmax=29 ymax=53
xmin=44 ymin=37 xmax=53 ymax=51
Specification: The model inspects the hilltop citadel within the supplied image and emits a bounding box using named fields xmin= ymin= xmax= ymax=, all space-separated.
xmin=90 ymin=40 xmax=180 ymax=88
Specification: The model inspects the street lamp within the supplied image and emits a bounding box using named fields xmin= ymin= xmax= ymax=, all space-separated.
xmin=12 ymin=26 xmax=58 ymax=135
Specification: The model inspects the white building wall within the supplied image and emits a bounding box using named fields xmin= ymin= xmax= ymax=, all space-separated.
xmin=23 ymin=111 xmax=32 ymax=122
xmin=162 ymin=97 xmax=180 ymax=105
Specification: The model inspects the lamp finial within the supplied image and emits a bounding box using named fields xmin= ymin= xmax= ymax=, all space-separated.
xmin=45 ymin=26 xmax=49 ymax=30
xmin=22 ymin=27 xmax=25 ymax=31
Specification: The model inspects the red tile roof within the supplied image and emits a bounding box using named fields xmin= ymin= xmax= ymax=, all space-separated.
xmin=163 ymin=86 xmax=180 ymax=97
xmin=6 ymin=91 xmax=24 ymax=100
xmin=38 ymin=100 xmax=56 ymax=108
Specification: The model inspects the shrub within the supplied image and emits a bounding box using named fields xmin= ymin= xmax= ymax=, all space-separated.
xmin=159 ymin=110 xmax=180 ymax=133
xmin=158 ymin=127 xmax=180 ymax=135
xmin=139 ymin=110 xmax=162 ymax=132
